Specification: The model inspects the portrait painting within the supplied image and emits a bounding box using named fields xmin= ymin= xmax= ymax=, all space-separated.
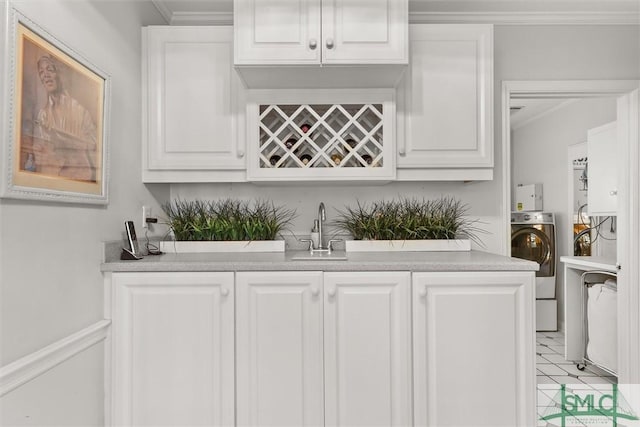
xmin=2 ymin=8 xmax=110 ymax=204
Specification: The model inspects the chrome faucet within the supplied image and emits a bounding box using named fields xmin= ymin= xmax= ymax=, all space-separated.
xmin=300 ymin=202 xmax=342 ymax=253
xmin=318 ymin=202 xmax=326 ymax=249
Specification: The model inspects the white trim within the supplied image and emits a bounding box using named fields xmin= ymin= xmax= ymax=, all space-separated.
xmin=616 ymin=90 xmax=640 ymax=383
xmin=147 ymin=6 xmax=637 ymax=26
xmin=150 ymin=0 xmax=171 ymax=24
xmin=396 ymin=168 xmax=493 ymax=181
xmin=0 ymin=320 xmax=111 ymax=396
xmin=505 ymin=80 xmax=640 ymax=99
xmin=170 ymin=11 xmax=233 ymax=26
xmin=409 ymin=11 xmax=639 ymax=25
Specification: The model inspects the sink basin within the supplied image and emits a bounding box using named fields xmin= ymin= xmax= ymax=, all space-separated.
xmin=291 ymin=251 xmax=347 ymax=261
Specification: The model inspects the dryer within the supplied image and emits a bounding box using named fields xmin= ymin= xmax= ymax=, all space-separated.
xmin=511 ymin=211 xmax=557 ymax=331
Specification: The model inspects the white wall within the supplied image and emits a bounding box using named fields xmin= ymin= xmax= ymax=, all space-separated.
xmin=0 ymin=1 xmax=166 ymax=425
xmin=171 ymin=25 xmax=640 ymax=255
xmin=171 ymin=181 xmax=503 ymax=249
xmin=511 ymin=96 xmax=617 ymax=327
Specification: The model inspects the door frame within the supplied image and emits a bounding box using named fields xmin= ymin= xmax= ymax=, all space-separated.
xmin=501 ymin=80 xmax=640 ymax=384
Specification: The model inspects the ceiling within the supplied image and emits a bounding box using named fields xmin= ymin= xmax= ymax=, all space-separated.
xmin=151 ymin=0 xmax=640 ymax=25
xmin=509 ymin=98 xmax=576 ymax=130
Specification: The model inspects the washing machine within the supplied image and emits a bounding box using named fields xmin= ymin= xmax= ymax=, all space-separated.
xmin=511 ymin=211 xmax=558 ymax=331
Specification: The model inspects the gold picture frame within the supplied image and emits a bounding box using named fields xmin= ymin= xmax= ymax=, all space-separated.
xmin=2 ymin=5 xmax=110 ymax=204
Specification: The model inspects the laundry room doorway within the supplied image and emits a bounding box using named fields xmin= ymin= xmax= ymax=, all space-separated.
xmin=502 ymin=81 xmax=639 ymax=385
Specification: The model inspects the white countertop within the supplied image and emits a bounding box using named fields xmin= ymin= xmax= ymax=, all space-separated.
xmin=560 ymin=255 xmax=617 ymax=271
xmin=102 ymin=249 xmax=538 ymax=273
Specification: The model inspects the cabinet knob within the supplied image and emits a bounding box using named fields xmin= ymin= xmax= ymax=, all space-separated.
xmin=310 ymin=286 xmax=320 ymax=297
xmin=220 ymin=287 xmax=229 ymax=297
xmin=309 ymin=39 xmax=318 ymax=50
xmin=326 ymin=38 xmax=334 ymax=49
xmin=237 ymin=149 xmax=245 ymax=158
xmin=610 ymin=190 xmax=618 ymax=196
xmin=419 ymin=288 xmax=427 ymax=298
xmin=327 ymin=288 xmax=336 ymax=298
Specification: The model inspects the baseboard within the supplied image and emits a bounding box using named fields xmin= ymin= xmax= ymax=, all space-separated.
xmin=0 ymin=320 xmax=111 ymax=396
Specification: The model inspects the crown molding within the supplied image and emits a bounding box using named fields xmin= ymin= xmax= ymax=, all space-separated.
xmin=169 ymin=11 xmax=234 ymax=26
xmin=409 ymin=11 xmax=639 ymax=25
xmin=149 ymin=2 xmax=638 ymax=26
xmin=150 ymin=0 xmax=172 ymax=24
xmin=148 ymin=3 xmax=233 ymax=26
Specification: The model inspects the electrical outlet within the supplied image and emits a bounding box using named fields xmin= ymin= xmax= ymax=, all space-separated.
xmin=142 ymin=206 xmax=151 ymax=229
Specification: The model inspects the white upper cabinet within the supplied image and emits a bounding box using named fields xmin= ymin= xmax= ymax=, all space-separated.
xmin=234 ymin=0 xmax=408 ymax=65
xmin=143 ymin=26 xmax=246 ymax=183
xmin=587 ymin=121 xmax=617 ymax=216
xmin=234 ymin=0 xmax=321 ymax=65
xmin=397 ymin=24 xmax=494 ymax=181
xmin=321 ymin=0 xmax=408 ymax=64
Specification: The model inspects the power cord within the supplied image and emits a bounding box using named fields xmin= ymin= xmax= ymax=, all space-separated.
xmin=574 ymin=204 xmax=616 ymax=246
xmin=144 ymin=217 xmax=164 ymax=255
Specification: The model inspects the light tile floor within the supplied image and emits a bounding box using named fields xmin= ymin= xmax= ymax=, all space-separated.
xmin=536 ymin=331 xmax=619 ymax=426
xmin=535 ymin=330 xmax=617 ymax=385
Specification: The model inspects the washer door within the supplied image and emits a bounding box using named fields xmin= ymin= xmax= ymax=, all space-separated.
xmin=511 ymin=225 xmax=555 ymax=277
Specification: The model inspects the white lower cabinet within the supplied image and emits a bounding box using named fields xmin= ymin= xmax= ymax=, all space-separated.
xmin=107 ymin=270 xmax=534 ymax=426
xmin=109 ymin=272 xmax=235 ymax=426
xmin=412 ymin=272 xmax=536 ymax=427
xmin=235 ymin=271 xmax=412 ymax=427
xmin=323 ymin=272 xmax=412 ymax=427
xmin=235 ymin=271 xmax=325 ymax=426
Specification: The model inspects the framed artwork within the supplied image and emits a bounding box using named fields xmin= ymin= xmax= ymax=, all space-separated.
xmin=1 ymin=5 xmax=110 ymax=204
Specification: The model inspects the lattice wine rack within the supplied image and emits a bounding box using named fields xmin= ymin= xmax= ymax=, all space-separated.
xmin=259 ymin=103 xmax=384 ymax=169
xmin=246 ymin=90 xmax=395 ymax=181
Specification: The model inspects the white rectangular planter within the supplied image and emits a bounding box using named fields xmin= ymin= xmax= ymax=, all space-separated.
xmin=345 ymin=239 xmax=471 ymax=252
xmin=160 ymin=240 xmax=285 ymax=253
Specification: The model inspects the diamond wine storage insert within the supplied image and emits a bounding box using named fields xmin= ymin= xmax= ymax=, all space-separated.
xmin=246 ymin=90 xmax=395 ymax=181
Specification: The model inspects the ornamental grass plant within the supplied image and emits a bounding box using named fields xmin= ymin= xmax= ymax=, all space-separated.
xmin=334 ymin=196 xmax=483 ymax=245
xmin=162 ymin=198 xmax=296 ymax=241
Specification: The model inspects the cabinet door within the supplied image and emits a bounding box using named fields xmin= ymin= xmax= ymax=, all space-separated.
xmin=324 ymin=272 xmax=411 ymax=426
xmin=399 ymin=25 xmax=493 ymax=171
xmin=321 ymin=0 xmax=408 ymax=64
xmin=110 ymin=272 xmax=234 ymax=426
xmin=234 ymin=0 xmax=321 ymax=65
xmin=236 ymin=271 xmax=324 ymax=426
xmin=587 ymin=121 xmax=617 ymax=216
xmin=143 ymin=26 xmax=245 ymax=182
xmin=412 ymin=272 xmax=535 ymax=427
